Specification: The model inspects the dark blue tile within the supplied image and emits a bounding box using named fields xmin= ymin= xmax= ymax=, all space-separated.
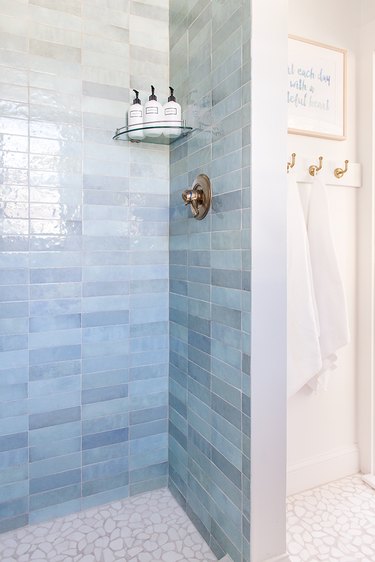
xmin=0 ymin=514 xmax=28 ymax=533
xmin=0 ymin=496 xmax=28 ymax=518
xmin=82 ymin=310 xmax=129 ymax=327
xmin=0 ymin=433 xmax=28 ymax=452
xmin=30 ymin=469 xmax=81 ymax=494
xmin=29 ymin=484 xmax=81 ymax=511
xmin=82 ymin=384 xmax=128 ymax=405
xmin=82 ymin=428 xmax=129 ymax=450
xmin=130 ymin=406 xmax=168 ymax=426
xmin=212 ymin=394 xmax=241 ymax=430
xmin=130 ymin=462 xmax=168 ymax=484
xmin=82 ymin=471 xmax=129 ymax=497
xmin=29 ymin=407 xmax=81 ymax=430
xmin=169 ymin=421 xmax=187 ymax=451
xmin=211 ymin=447 xmax=241 ymax=489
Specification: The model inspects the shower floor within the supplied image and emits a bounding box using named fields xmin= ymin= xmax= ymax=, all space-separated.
xmin=0 ymin=488 xmax=217 ymax=562
xmin=287 ymin=474 xmax=375 ymax=561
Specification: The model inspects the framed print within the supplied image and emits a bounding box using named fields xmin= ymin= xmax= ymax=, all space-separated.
xmin=288 ymin=35 xmax=347 ymax=140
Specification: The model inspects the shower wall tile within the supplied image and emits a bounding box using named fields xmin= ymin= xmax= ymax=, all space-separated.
xmin=0 ymin=0 xmax=169 ymax=532
xmin=169 ymin=1 xmax=251 ymax=561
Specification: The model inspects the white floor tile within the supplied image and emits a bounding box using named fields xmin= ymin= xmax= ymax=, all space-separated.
xmin=287 ymin=474 xmax=375 ymax=562
xmin=0 ymin=488 xmax=217 ymax=561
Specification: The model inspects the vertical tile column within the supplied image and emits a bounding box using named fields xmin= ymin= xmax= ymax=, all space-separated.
xmin=81 ymin=0 xmax=131 ymax=509
xmin=127 ymin=0 xmax=170 ymax=495
xmin=169 ymin=1 xmax=252 ymax=561
xmin=0 ymin=0 xmax=30 ymax=533
xmin=27 ymin=1 xmax=83 ymax=525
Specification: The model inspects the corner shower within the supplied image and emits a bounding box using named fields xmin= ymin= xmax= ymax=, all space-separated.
xmin=0 ymin=1 xmax=251 ymax=561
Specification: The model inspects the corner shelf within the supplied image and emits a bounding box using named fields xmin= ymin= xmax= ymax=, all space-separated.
xmin=113 ymin=121 xmax=193 ymax=145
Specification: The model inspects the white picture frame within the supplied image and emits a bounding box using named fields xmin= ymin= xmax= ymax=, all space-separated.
xmin=288 ymin=35 xmax=347 ymax=140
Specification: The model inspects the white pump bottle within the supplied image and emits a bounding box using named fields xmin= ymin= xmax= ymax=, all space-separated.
xmin=144 ymin=85 xmax=163 ymax=138
xmin=127 ymin=89 xmax=144 ymax=141
xmin=163 ymin=87 xmax=182 ymax=138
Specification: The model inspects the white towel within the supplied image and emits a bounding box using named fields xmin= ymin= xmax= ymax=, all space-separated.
xmin=306 ymin=175 xmax=350 ymax=390
xmin=287 ymin=174 xmax=322 ymax=397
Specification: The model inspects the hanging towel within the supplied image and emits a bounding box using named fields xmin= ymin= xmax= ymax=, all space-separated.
xmin=306 ymin=175 xmax=350 ymax=390
xmin=287 ymin=174 xmax=322 ymax=397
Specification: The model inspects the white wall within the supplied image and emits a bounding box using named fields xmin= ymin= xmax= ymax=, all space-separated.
xmin=251 ymin=0 xmax=289 ymax=559
xmin=357 ymin=7 xmax=375 ymax=475
xmin=287 ymin=0 xmax=361 ymax=494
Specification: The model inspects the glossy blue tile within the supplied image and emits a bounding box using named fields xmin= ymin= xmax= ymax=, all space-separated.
xmin=0 ymin=433 xmax=28 ymax=452
xmin=82 ymin=457 xmax=129 ymax=482
xmin=29 ymin=314 xmax=81 ymax=333
xmin=29 ymin=406 xmax=81 ymax=430
xmin=82 ymin=310 xmax=129 ymax=327
xmin=30 ymin=469 xmax=81 ymax=495
xmin=0 ymin=497 xmax=28 ymax=518
xmin=82 ymin=428 xmax=129 ymax=450
xmin=29 ymin=484 xmax=81 ymax=511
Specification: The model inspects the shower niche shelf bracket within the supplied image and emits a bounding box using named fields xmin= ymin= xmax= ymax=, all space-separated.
xmin=113 ymin=121 xmax=193 ymax=145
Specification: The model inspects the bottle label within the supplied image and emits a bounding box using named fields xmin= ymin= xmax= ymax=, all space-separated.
xmin=165 ymin=108 xmax=178 ymax=116
xmin=130 ymin=109 xmax=142 ymax=118
xmin=146 ymin=107 xmax=158 ymax=115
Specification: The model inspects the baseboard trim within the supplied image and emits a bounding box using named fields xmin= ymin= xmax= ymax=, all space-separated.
xmin=263 ymin=554 xmax=292 ymax=562
xmin=287 ymin=445 xmax=359 ymax=496
xmin=362 ymin=473 xmax=375 ymax=489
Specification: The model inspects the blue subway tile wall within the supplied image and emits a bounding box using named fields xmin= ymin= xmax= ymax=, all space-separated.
xmin=0 ymin=0 xmax=169 ymax=531
xmin=169 ymin=1 xmax=251 ymax=561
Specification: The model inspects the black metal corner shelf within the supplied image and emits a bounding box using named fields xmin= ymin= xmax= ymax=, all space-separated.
xmin=113 ymin=121 xmax=193 ymax=145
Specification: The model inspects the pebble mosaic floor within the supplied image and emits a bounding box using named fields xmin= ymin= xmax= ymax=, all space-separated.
xmin=0 ymin=488 xmax=217 ymax=562
xmin=287 ymin=474 xmax=375 ymax=562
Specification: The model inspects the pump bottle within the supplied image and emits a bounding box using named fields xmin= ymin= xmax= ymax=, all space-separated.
xmin=144 ymin=85 xmax=163 ymax=137
xmin=127 ymin=89 xmax=144 ymax=141
xmin=163 ymin=87 xmax=182 ymax=138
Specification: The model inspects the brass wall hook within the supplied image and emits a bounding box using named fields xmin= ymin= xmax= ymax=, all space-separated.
xmin=334 ymin=159 xmax=349 ymax=179
xmin=287 ymin=153 xmax=296 ymax=173
xmin=309 ymin=156 xmax=323 ymax=177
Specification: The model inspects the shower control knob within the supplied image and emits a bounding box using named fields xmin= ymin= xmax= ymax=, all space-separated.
xmin=181 ymin=174 xmax=211 ymax=220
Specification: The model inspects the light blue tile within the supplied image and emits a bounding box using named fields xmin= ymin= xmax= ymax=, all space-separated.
xmin=82 ymin=354 xmax=129 ymax=375
xmin=82 ymin=397 xmax=129 ymax=420
xmin=29 ymin=498 xmax=81 ymax=524
xmin=82 ymin=368 xmax=128 ymax=389
xmin=30 ymin=299 xmax=81 ymax=317
xmin=30 ymin=453 xmax=81 ymax=479
xmin=129 ymin=447 xmax=168 ymax=471
xmin=82 ymin=456 xmax=129 ymax=482
xmin=82 ymin=471 xmax=129 ymax=497
xmin=30 ymin=267 xmax=81 ymax=284
xmin=0 ymin=285 xmax=28 ymax=302
xmin=81 ymin=485 xmax=128 ymax=510
xmin=30 ymin=360 xmax=81 ymax=381
xmin=29 ymin=314 xmax=81 ymax=333
xmin=0 ymin=317 xmax=29 ymax=335
xmin=0 ymin=496 xmax=28 ymax=519
xmin=29 ymin=421 xmax=81 ymax=447
xmin=0 ymin=268 xmax=28 ymax=285
xmin=0 ymin=448 xmax=28 ymax=469
xmin=29 ymin=329 xmax=81 ymax=350
xmin=82 ymin=441 xmax=128 ymax=466
xmin=82 ymin=339 xmax=130 ymax=358
xmin=0 ymin=382 xmax=27 ymax=402
xmin=0 ymin=481 xmax=28 ymax=503
xmin=129 ymin=377 xmax=168 ymax=396
xmin=29 ymin=437 xmax=81 ymax=462
xmin=82 ymin=413 xmax=129 ymax=435
xmin=0 ymin=349 xmax=28 ymax=369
